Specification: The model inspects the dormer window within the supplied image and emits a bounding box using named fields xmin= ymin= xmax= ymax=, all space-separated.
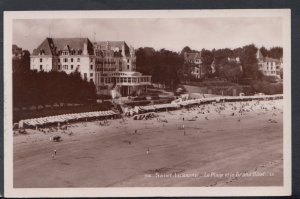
xmin=39 ymin=50 xmax=45 ymax=56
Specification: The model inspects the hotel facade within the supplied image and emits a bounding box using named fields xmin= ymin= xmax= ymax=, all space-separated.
xmin=30 ymin=38 xmax=151 ymax=98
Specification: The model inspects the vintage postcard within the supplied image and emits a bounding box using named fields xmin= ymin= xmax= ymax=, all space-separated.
xmin=4 ymin=9 xmax=291 ymax=197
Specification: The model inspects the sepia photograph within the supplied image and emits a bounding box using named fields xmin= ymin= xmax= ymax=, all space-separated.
xmin=4 ymin=9 xmax=291 ymax=197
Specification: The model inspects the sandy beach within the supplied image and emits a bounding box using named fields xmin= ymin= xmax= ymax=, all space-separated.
xmin=13 ymin=99 xmax=283 ymax=188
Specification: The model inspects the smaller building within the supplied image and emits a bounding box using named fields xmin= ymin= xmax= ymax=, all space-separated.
xmin=256 ymin=50 xmax=282 ymax=79
xmin=12 ymin=44 xmax=23 ymax=60
xmin=227 ymin=57 xmax=240 ymax=63
xmin=227 ymin=56 xmax=243 ymax=73
xmin=210 ymin=56 xmax=242 ymax=75
xmin=183 ymin=52 xmax=203 ymax=79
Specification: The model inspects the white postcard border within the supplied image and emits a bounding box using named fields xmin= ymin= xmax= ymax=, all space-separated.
xmin=4 ymin=9 xmax=291 ymax=197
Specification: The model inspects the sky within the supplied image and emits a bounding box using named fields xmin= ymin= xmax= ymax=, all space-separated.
xmin=13 ymin=17 xmax=283 ymax=53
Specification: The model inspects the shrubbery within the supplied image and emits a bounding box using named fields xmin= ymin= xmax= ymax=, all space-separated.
xmin=13 ymin=70 xmax=97 ymax=108
xmin=250 ymin=81 xmax=283 ymax=95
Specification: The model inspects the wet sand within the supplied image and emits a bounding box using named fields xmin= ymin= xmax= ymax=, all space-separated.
xmin=13 ymin=100 xmax=283 ymax=187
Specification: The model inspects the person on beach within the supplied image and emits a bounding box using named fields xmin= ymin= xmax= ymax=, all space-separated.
xmin=146 ymin=147 xmax=150 ymax=155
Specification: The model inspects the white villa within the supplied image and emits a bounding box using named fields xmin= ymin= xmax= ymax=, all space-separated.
xmin=256 ymin=50 xmax=283 ymax=79
xmin=183 ymin=52 xmax=204 ymax=79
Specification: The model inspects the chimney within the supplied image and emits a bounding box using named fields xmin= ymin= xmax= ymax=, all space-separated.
xmin=83 ymin=43 xmax=88 ymax=55
xmin=121 ymin=44 xmax=126 ymax=57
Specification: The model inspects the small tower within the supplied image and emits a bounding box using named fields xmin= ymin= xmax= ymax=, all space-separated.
xmin=256 ymin=49 xmax=264 ymax=60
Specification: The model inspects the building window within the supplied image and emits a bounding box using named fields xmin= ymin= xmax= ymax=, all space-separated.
xmin=77 ymin=58 xmax=80 ymax=62
xmin=90 ymin=58 xmax=93 ymax=62
xmin=58 ymin=59 xmax=60 ymax=62
xmin=127 ymin=65 xmax=130 ymax=70
xmin=64 ymin=58 xmax=67 ymax=62
xmin=77 ymin=65 xmax=80 ymax=70
xmin=40 ymin=58 xmax=42 ymax=62
xmin=58 ymin=65 xmax=60 ymax=70
xmin=71 ymin=65 xmax=73 ymax=70
xmin=40 ymin=65 xmax=42 ymax=70
xmin=71 ymin=58 xmax=73 ymax=62
xmin=90 ymin=65 xmax=93 ymax=70
xmin=90 ymin=78 xmax=93 ymax=82
xmin=90 ymin=73 xmax=93 ymax=77
xmin=84 ymin=73 xmax=87 ymax=79
xmin=127 ymin=59 xmax=129 ymax=63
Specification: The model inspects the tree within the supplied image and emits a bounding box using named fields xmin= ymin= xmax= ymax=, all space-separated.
xmin=13 ymin=70 xmax=97 ymax=108
xmin=213 ymin=49 xmax=233 ymax=76
xmin=269 ymin=47 xmax=283 ymax=59
xmin=221 ymin=61 xmax=242 ymax=83
xmin=260 ymin=46 xmax=269 ymax=57
xmin=233 ymin=47 xmax=243 ymax=58
xmin=13 ymin=50 xmax=30 ymax=73
xmin=239 ymin=44 xmax=259 ymax=79
xmin=180 ymin=46 xmax=192 ymax=56
xmin=201 ymin=49 xmax=214 ymax=76
xmin=136 ymin=47 xmax=183 ymax=90
xmin=259 ymin=46 xmax=283 ymax=59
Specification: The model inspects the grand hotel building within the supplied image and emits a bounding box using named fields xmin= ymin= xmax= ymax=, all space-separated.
xmin=30 ymin=38 xmax=151 ymax=98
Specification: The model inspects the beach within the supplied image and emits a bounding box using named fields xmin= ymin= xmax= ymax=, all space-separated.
xmin=13 ymin=99 xmax=283 ymax=187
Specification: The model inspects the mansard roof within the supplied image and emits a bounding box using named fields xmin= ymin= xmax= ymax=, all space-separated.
xmin=184 ymin=52 xmax=202 ymax=62
xmin=94 ymin=41 xmax=130 ymax=56
xmin=264 ymin=57 xmax=281 ymax=63
xmin=32 ymin=37 xmax=94 ymax=56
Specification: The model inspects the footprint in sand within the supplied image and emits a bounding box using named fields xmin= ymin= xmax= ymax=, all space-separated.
xmin=59 ymin=160 xmax=71 ymax=166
